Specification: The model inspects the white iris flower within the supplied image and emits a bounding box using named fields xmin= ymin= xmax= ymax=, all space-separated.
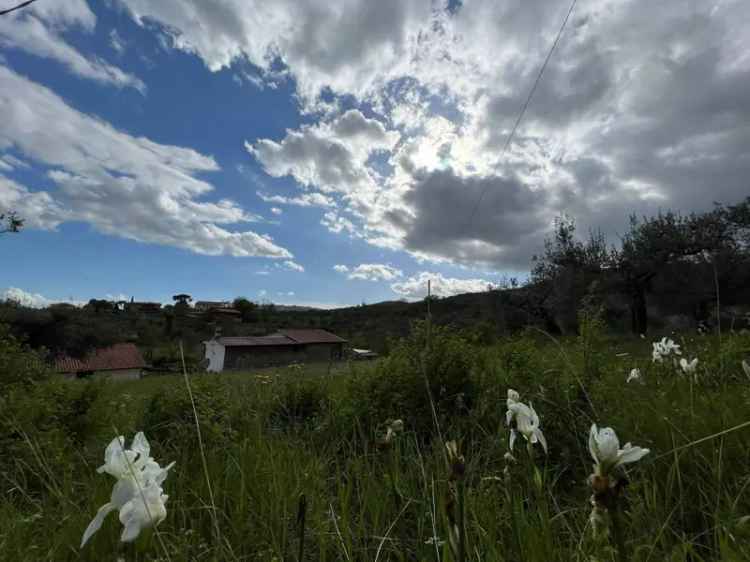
xmin=81 ymin=432 xmax=174 ymax=548
xmin=626 ymin=368 xmax=641 ymax=383
xmin=506 ymin=389 xmax=547 ymax=454
xmin=679 ymin=357 xmax=699 ymax=375
xmin=588 ymin=424 xmax=649 ymax=476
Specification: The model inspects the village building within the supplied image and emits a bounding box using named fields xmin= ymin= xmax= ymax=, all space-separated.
xmin=351 ymin=348 xmax=379 ymax=360
xmin=194 ymin=300 xmax=232 ymax=312
xmin=203 ymin=329 xmax=347 ymax=371
xmin=55 ymin=343 xmax=147 ymax=380
xmin=125 ymin=301 xmax=162 ymax=314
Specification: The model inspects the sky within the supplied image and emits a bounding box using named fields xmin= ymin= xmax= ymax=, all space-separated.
xmin=1 ymin=0 xmax=749 ymax=308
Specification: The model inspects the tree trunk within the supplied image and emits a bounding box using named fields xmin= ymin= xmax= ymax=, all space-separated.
xmin=630 ymin=285 xmax=648 ymax=335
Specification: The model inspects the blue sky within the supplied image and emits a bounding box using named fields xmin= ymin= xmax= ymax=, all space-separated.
xmin=2 ymin=0 xmax=749 ymax=308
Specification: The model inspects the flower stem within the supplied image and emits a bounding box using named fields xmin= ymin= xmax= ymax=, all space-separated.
xmin=457 ymin=480 xmax=467 ymax=562
xmin=609 ymin=502 xmax=628 ymax=562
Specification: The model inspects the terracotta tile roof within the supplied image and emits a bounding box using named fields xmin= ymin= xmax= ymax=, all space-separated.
xmin=278 ymin=329 xmax=347 ymax=344
xmin=55 ymin=343 xmax=146 ymax=373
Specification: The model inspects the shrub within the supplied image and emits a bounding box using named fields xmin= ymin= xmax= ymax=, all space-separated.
xmin=349 ymin=321 xmax=476 ymax=439
xmin=140 ymin=375 xmax=236 ymax=452
xmin=267 ymin=378 xmax=329 ymax=431
xmin=0 ymin=324 xmax=51 ymax=393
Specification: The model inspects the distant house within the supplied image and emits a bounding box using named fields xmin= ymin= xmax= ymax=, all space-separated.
xmin=194 ymin=300 xmax=232 ymax=312
xmin=351 ymin=348 xmax=379 ymax=360
xmin=125 ymin=301 xmax=162 ymax=314
xmin=203 ymin=329 xmax=347 ymax=372
xmin=55 ymin=343 xmax=146 ymax=380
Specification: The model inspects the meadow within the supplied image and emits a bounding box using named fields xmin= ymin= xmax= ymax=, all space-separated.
xmin=1 ymin=318 xmax=749 ymax=561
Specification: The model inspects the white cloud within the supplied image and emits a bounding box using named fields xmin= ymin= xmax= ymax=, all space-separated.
xmin=256 ymin=191 xmax=334 ymax=208
xmin=109 ymin=29 xmax=126 ymax=55
xmin=346 ymin=263 xmax=402 ymax=282
xmin=270 ymin=207 xmax=282 ymax=215
xmin=0 ymin=1 xmax=145 ymax=92
xmin=1 ymin=287 xmax=83 ymax=308
xmin=117 ymin=0 xmax=431 ymax=103
xmin=391 ymin=272 xmax=494 ymax=300
xmin=1 ymin=287 xmax=52 ymax=308
xmin=332 ymin=264 xmax=349 ymax=273
xmin=114 ymin=0 xmax=750 ymax=270
xmin=248 ymin=110 xmax=399 ymax=204
xmin=0 ymin=175 xmax=68 ymax=230
xmin=282 ymin=260 xmax=305 ymax=272
xmin=0 ymin=66 xmax=292 ymax=259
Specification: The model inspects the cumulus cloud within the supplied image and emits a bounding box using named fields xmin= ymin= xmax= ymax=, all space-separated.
xmin=248 ymin=110 xmax=399 ymax=207
xmin=0 ymin=287 xmax=81 ymax=308
xmin=0 ymin=66 xmax=292 ymax=259
xmin=117 ymin=0 xmax=431 ymax=102
xmin=391 ymin=272 xmax=494 ymax=300
xmin=270 ymin=207 xmax=282 ymax=215
xmin=256 ymin=191 xmax=334 ymax=208
xmin=282 ymin=260 xmax=305 ymax=272
xmin=339 ymin=263 xmax=403 ymax=282
xmin=119 ymin=0 xmax=750 ymax=270
xmin=0 ymin=1 xmax=144 ymax=92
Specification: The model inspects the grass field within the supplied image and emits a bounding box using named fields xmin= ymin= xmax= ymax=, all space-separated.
xmin=1 ymin=322 xmax=749 ymax=561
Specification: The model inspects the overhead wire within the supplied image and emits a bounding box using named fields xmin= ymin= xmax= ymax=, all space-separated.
xmin=462 ymin=0 xmax=578 ymax=235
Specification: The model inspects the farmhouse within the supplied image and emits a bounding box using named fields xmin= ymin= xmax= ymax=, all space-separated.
xmin=194 ymin=300 xmax=232 ymax=311
xmin=55 ymin=343 xmax=146 ymax=380
xmin=203 ymin=329 xmax=347 ymax=371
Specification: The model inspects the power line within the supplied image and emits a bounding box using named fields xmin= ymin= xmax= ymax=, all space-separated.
xmin=0 ymin=0 xmax=40 ymax=16
xmin=463 ymin=0 xmax=578 ymax=233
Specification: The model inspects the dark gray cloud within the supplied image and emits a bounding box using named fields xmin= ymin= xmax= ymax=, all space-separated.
xmin=394 ymin=169 xmax=550 ymax=268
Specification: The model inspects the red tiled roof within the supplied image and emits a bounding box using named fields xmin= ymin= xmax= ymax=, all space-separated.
xmin=55 ymin=343 xmax=146 ymax=373
xmin=278 ymin=329 xmax=347 ymax=344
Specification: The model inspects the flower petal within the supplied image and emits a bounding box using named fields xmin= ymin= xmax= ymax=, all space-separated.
xmin=536 ymin=428 xmax=548 ymax=454
xmin=509 ymin=429 xmax=517 ymax=452
xmin=588 ymin=424 xmax=599 ymax=463
xmin=80 ymin=502 xmax=116 ymax=548
xmin=617 ymin=444 xmax=650 ymax=466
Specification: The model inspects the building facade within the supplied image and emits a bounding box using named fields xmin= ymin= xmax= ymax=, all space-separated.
xmin=203 ymin=329 xmax=347 ymax=372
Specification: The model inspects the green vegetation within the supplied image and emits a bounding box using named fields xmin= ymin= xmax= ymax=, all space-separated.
xmin=2 ymin=320 xmax=749 ymax=561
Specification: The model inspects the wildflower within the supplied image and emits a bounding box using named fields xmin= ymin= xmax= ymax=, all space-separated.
xmin=506 ymin=390 xmax=547 ymax=454
xmin=384 ymin=419 xmax=404 ymax=443
xmin=589 ymin=424 xmax=649 ymax=477
xmin=587 ymin=424 xmax=649 ymax=550
xmin=377 ymin=418 xmax=404 ymax=448
xmin=626 ymin=368 xmax=641 ymax=383
xmin=651 ymin=337 xmax=681 ymax=363
xmin=679 ymin=357 xmax=699 ymax=375
xmin=81 ymin=432 xmax=174 ymax=547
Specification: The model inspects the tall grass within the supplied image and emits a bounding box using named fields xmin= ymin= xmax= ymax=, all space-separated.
xmin=1 ymin=326 xmax=749 ymax=561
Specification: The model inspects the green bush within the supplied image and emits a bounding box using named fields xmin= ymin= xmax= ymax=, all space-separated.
xmin=0 ymin=324 xmax=51 ymax=393
xmin=349 ymin=321 xmax=476 ymax=438
xmin=267 ymin=378 xmax=329 ymax=430
xmin=140 ymin=375 xmax=236 ymax=452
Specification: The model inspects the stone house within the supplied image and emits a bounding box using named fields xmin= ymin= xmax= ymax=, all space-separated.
xmin=203 ymin=329 xmax=347 ymax=372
